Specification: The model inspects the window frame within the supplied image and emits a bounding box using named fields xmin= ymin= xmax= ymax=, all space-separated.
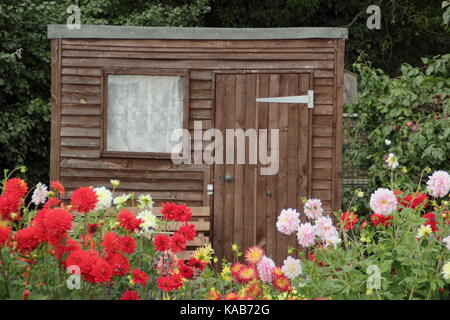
xmin=101 ymin=68 xmax=190 ymax=159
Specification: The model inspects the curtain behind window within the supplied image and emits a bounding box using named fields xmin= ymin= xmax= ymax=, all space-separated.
xmin=107 ymin=75 xmax=184 ymax=153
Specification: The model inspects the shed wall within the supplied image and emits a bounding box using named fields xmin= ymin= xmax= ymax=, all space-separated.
xmin=50 ymin=37 xmax=343 ymax=221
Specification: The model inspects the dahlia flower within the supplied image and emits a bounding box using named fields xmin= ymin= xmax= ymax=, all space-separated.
xmin=416 ymin=225 xmax=433 ymax=238
xmin=116 ymin=209 xmax=143 ymax=233
xmin=31 ymin=183 xmax=48 ymax=205
xmin=176 ymin=223 xmax=196 ymax=241
xmin=93 ymin=187 xmax=112 ymax=211
xmin=297 ymin=222 xmax=316 ymax=248
xmin=135 ymin=210 xmax=158 ymax=237
xmin=323 ymin=227 xmax=341 ymax=248
xmin=113 ymin=194 xmax=131 ymax=208
xmin=442 ymin=236 xmax=450 ymax=251
xmin=385 ymin=153 xmax=399 ymax=169
xmin=0 ymin=226 xmax=11 ymax=247
xmin=245 ymin=245 xmax=264 ymax=265
xmin=131 ymin=268 xmax=148 ymax=287
xmin=426 ymin=170 xmax=450 ymax=198
xmin=236 ymin=267 xmax=257 ymax=284
xmin=281 ymin=256 xmax=302 ymax=280
xmin=315 ymin=216 xmax=334 ymax=240
xmin=120 ymin=290 xmax=140 ymax=300
xmin=272 ymin=275 xmax=292 ymax=292
xmin=369 ymin=188 xmax=398 ymax=216
xmin=304 ymin=198 xmax=323 ymax=219
xmin=169 ymin=232 xmax=187 ymax=253
xmin=276 ymin=208 xmax=300 ymax=235
xmin=256 ymin=256 xmax=276 ymax=283
xmin=50 ymin=181 xmax=64 ymax=195
xmin=71 ymin=187 xmax=98 ymax=213
xmin=137 ymin=194 xmax=153 ymax=209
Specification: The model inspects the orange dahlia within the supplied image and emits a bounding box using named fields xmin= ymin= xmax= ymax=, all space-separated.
xmin=244 ymin=245 xmax=264 ymax=265
xmin=236 ymin=266 xmax=257 ymax=284
xmin=243 ymin=280 xmax=263 ymax=299
xmin=272 ymin=275 xmax=292 ymax=292
xmin=230 ymin=262 xmax=245 ymax=280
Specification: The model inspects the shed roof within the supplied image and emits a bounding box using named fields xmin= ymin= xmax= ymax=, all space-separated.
xmin=48 ymin=25 xmax=348 ymax=40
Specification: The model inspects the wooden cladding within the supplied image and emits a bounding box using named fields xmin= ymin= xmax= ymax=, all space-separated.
xmin=50 ymin=36 xmax=345 ymax=264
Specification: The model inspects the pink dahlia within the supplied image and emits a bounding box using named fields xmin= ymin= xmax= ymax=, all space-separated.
xmin=296 ymin=222 xmax=316 ymax=248
xmin=276 ymin=208 xmax=300 ymax=235
xmin=256 ymin=256 xmax=276 ymax=283
xmin=314 ymin=216 xmax=334 ymax=240
xmin=304 ymin=198 xmax=323 ymax=219
xmin=369 ymin=188 xmax=398 ymax=216
xmin=426 ymin=170 xmax=450 ymax=198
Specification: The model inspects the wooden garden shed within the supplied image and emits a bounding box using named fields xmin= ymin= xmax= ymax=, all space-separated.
xmin=48 ymin=25 xmax=347 ymax=263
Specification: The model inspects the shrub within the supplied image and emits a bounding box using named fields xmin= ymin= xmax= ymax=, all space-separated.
xmin=344 ymin=53 xmax=450 ymax=213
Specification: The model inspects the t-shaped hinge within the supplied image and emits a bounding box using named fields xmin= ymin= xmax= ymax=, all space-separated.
xmin=256 ymin=90 xmax=314 ymax=108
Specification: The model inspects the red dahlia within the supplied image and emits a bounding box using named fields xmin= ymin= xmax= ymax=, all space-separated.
xmin=5 ymin=178 xmax=28 ymax=198
xmin=174 ymin=204 xmax=192 ymax=222
xmin=106 ymin=253 xmax=130 ymax=277
xmin=0 ymin=226 xmax=11 ymax=247
xmin=176 ymin=223 xmax=196 ymax=241
xmin=370 ymin=213 xmax=393 ymax=227
xmin=71 ymin=187 xmax=98 ymax=213
xmin=0 ymin=193 xmax=23 ymax=221
xmin=120 ymin=235 xmax=136 ymax=255
xmin=15 ymin=227 xmax=39 ymax=254
xmin=87 ymin=223 xmax=99 ymax=234
xmin=42 ymin=208 xmax=73 ymax=237
xmin=340 ymin=211 xmax=359 ymax=230
xmin=169 ymin=233 xmax=187 ymax=253
xmin=116 ymin=209 xmax=143 ymax=233
xmin=187 ymin=257 xmax=207 ymax=271
xmin=422 ymin=212 xmax=438 ymax=232
xmin=178 ymin=262 xmax=194 ymax=279
xmin=120 ymin=290 xmax=140 ymax=300
xmin=153 ymin=233 xmax=171 ymax=252
xmin=400 ymin=192 xmax=428 ymax=209
xmin=160 ymin=202 xmax=179 ymax=221
xmin=50 ymin=181 xmax=65 ymax=195
xmin=132 ymin=268 xmax=148 ymax=287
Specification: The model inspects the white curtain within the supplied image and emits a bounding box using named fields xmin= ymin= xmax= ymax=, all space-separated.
xmin=107 ymin=75 xmax=184 ymax=153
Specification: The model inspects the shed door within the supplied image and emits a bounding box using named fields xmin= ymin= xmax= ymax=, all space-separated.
xmin=213 ymin=72 xmax=312 ymax=263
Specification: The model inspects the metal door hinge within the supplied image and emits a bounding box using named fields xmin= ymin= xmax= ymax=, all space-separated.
xmin=256 ymin=90 xmax=314 ymax=109
xmin=207 ymin=184 xmax=213 ymax=195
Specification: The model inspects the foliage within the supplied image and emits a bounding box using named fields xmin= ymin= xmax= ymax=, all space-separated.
xmin=206 ymin=0 xmax=450 ymax=74
xmin=344 ymin=53 xmax=450 ymax=213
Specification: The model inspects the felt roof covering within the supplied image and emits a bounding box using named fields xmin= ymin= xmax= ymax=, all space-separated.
xmin=48 ymin=25 xmax=348 ymax=40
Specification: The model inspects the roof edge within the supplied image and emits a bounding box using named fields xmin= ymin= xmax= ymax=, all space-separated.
xmin=47 ymin=25 xmax=348 ymax=40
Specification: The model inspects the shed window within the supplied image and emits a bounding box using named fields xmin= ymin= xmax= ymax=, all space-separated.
xmin=106 ymin=74 xmax=184 ymax=154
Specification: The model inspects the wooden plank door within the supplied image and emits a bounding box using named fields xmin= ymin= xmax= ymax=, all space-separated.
xmin=213 ymin=72 xmax=312 ymax=264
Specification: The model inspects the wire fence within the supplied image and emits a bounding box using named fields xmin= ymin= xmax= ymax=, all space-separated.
xmin=342 ymin=113 xmax=370 ymax=208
